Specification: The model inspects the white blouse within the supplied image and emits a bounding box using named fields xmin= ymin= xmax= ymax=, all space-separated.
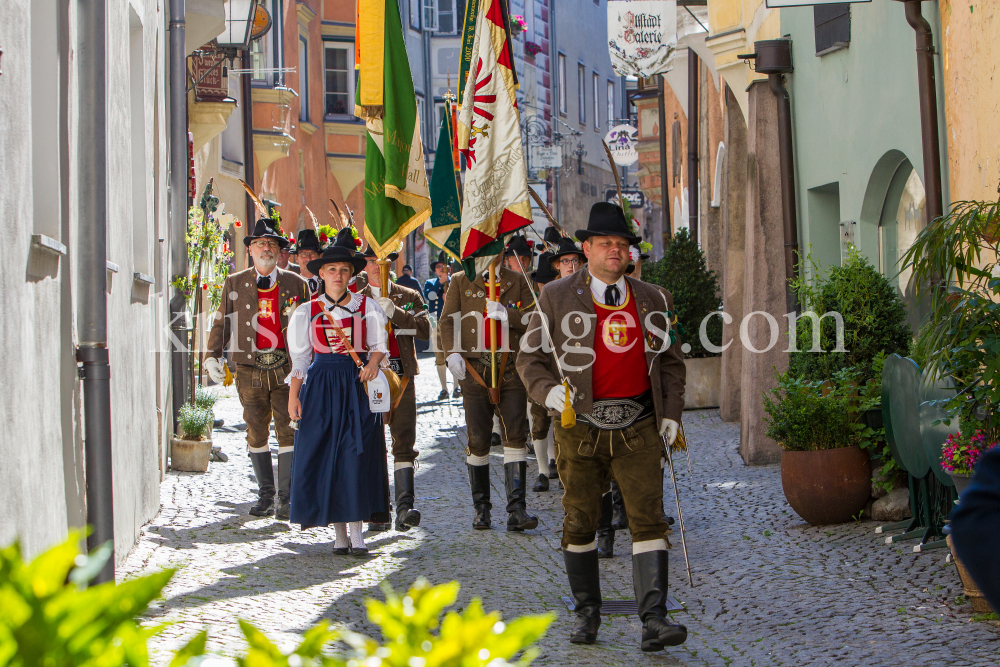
xmin=286 ymin=292 xmax=389 ymax=382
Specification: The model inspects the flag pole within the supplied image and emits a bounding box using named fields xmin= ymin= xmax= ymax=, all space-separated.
xmin=487 ymin=254 xmax=502 ymax=390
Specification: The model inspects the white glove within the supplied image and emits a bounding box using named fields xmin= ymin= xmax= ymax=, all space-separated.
xmin=205 ymin=357 xmax=225 ymax=384
xmin=660 ymin=418 xmax=679 ymax=445
xmin=447 ymin=353 xmax=467 ymax=381
xmin=376 ymin=296 xmax=395 ymax=318
xmin=545 ymin=384 xmax=575 ymax=412
xmin=485 ymin=300 xmax=508 ymax=322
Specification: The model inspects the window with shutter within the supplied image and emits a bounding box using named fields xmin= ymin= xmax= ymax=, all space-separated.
xmin=814 ymin=3 xmax=850 ymax=55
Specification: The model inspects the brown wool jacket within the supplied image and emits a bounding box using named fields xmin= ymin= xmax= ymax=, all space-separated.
xmin=514 ymin=269 xmax=687 ymax=424
xmin=206 ymin=267 xmax=310 ymax=366
xmin=353 ymin=273 xmax=430 ymax=377
xmin=438 ymin=265 xmax=536 ymax=359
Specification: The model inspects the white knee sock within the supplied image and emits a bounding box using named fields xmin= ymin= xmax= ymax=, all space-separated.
xmin=532 ymin=440 xmax=550 ymax=475
xmin=437 ymin=365 xmax=448 ymax=390
xmin=548 ymin=437 xmax=556 ymax=462
xmin=349 ymin=521 xmax=365 ymax=549
xmin=565 ymin=541 xmax=597 ymax=553
xmin=503 ymin=447 xmax=526 ymax=464
xmin=633 ymin=539 xmax=667 ymax=554
xmin=467 ymin=453 xmax=490 ymax=466
xmin=492 ymin=414 xmax=501 ymax=435
xmin=334 ymin=523 xmax=349 ymax=549
xmin=394 ymin=461 xmax=413 ymax=471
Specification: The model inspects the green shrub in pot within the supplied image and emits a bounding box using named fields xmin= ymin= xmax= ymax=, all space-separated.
xmin=763 ymin=373 xmax=857 ymax=451
xmin=178 ymin=403 xmax=212 ymax=441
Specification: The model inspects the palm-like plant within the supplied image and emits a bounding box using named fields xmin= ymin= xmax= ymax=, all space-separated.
xmin=900 ymin=191 xmax=1000 ymax=440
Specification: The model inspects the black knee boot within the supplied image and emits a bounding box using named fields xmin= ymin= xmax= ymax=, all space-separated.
xmin=504 ymin=461 xmax=538 ymax=531
xmin=596 ymin=492 xmax=615 ymax=558
xmin=564 ymin=549 xmax=601 ymax=644
xmin=633 ymin=550 xmax=687 ymax=652
xmin=610 ymin=480 xmax=628 ymax=530
xmin=274 ymin=451 xmax=292 ymax=520
xmin=394 ymin=467 xmax=422 ymax=531
xmin=248 ymin=451 xmax=275 ymax=516
xmin=468 ymin=464 xmax=492 ymax=529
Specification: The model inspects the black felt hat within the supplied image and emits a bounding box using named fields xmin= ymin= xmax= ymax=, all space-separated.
xmin=243 ymin=218 xmax=290 ymax=248
xmin=504 ymin=235 xmax=536 ymax=257
xmin=550 ymin=237 xmax=586 ymax=264
xmin=306 ymin=228 xmax=367 ymax=275
xmin=531 ymin=251 xmax=559 ymax=284
xmin=429 ymin=251 xmax=448 ymax=271
xmin=290 ymin=229 xmax=322 ymax=255
xmin=542 ymin=226 xmax=563 ymax=250
xmin=576 ymin=202 xmax=641 ymax=245
xmin=360 ymin=245 xmax=399 ymax=262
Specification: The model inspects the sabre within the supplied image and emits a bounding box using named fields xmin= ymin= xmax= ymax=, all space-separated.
xmin=664 ymin=438 xmax=694 ymax=587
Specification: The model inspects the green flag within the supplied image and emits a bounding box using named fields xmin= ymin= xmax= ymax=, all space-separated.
xmin=425 ymin=103 xmax=462 ymax=261
xmin=359 ymin=0 xmax=431 ymax=258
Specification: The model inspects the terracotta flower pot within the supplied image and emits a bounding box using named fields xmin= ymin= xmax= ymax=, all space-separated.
xmin=171 ymin=437 xmax=212 ymax=472
xmin=781 ymin=446 xmax=872 ymax=526
xmin=947 ymin=535 xmax=997 ymax=613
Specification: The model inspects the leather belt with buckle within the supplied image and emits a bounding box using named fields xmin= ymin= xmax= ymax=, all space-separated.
xmin=254 ymin=349 xmax=288 ymax=370
xmin=578 ymin=391 xmax=654 ymax=430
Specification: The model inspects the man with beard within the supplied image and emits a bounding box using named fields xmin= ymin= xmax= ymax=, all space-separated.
xmin=516 ymin=203 xmax=687 ymax=652
xmin=205 ymin=218 xmax=310 ymax=521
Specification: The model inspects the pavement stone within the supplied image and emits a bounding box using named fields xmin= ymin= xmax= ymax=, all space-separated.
xmin=120 ymin=355 xmax=1000 ymax=666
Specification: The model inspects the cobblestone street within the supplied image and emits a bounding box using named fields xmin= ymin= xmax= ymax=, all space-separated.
xmin=120 ymin=356 xmax=999 ymax=666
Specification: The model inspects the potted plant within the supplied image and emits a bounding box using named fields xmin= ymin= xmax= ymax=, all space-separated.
xmin=195 ymin=386 xmax=221 ymax=430
xmin=171 ymin=403 xmax=214 ymax=472
xmin=941 ymin=429 xmax=998 ymax=494
xmin=763 ymin=371 xmax=872 ymax=525
xmin=643 ymin=229 xmax=723 ymax=409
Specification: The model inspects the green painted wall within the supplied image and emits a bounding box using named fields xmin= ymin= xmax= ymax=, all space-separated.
xmin=781 ymin=0 xmax=944 ymax=281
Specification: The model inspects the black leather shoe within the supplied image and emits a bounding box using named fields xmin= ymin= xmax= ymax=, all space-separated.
xmin=547 ymin=460 xmax=558 ymax=479
xmin=274 ymin=497 xmax=290 ymax=521
xmin=505 ymin=461 xmax=539 ymax=531
xmin=367 ymin=521 xmax=391 ymax=532
xmin=332 ymin=546 xmax=351 ymax=555
xmin=491 ymin=432 xmax=502 ymax=448
xmin=351 ymin=547 xmax=369 ymax=557
xmin=633 ymin=550 xmax=687 ymax=651
xmin=438 ymin=389 xmax=449 ymax=400
xmin=532 ymin=473 xmax=549 ymax=492
xmin=248 ymin=452 xmax=276 ymax=516
xmin=468 ymin=464 xmax=492 ymax=530
xmin=452 ymin=386 xmax=462 ymax=398
xmin=564 ymin=549 xmax=601 ymax=644
xmin=610 ymin=480 xmax=629 ymax=530
xmin=394 ymin=467 xmax=422 ymax=531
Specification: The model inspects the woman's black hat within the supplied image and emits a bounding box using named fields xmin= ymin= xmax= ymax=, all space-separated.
xmin=504 ymin=234 xmax=536 ymax=257
xmin=306 ymin=228 xmax=367 ymax=275
xmin=430 ymin=251 xmax=448 ymax=271
xmin=243 ymin=218 xmax=290 ymax=248
xmin=576 ymin=202 xmax=641 ymax=245
xmin=531 ymin=252 xmax=559 ymax=284
xmin=542 ymin=226 xmax=563 ymax=250
xmin=290 ymin=229 xmax=322 ymax=255
xmin=361 ymin=245 xmax=399 ymax=262
xmin=550 ymin=237 xmax=586 ymax=263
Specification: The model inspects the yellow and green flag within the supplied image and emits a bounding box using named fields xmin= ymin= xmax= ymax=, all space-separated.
xmin=355 ymin=0 xmax=431 ymax=258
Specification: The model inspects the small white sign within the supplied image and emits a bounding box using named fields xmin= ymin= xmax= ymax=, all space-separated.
xmin=533 ymin=145 xmax=563 ymax=169
xmin=604 ymin=125 xmax=639 ymax=167
xmin=607 ymin=0 xmax=678 ymax=78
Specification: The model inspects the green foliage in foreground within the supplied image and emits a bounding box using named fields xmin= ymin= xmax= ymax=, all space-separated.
xmin=0 ymin=535 xmax=553 ymax=667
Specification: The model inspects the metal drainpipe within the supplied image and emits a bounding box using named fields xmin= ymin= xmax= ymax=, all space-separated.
xmin=746 ymin=38 xmax=799 ymax=311
xmin=900 ymin=0 xmax=943 ymax=226
xmin=169 ymin=0 xmax=189 ymax=434
xmin=77 ymin=0 xmax=114 ymax=584
xmin=242 ymin=48 xmax=256 ymax=254
xmin=657 ymin=75 xmax=672 ymax=241
xmin=687 ymin=47 xmax=699 ymax=243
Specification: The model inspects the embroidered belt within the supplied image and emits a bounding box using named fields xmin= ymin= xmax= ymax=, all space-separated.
xmin=578 ymin=391 xmax=654 ymax=430
xmin=254 ymin=348 xmax=288 ymax=371
xmin=478 ymin=350 xmax=516 ymax=368
xmin=387 ymin=357 xmax=403 ymax=375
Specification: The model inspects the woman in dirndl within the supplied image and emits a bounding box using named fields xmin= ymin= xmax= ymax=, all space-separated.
xmin=286 ymin=227 xmax=390 ymax=555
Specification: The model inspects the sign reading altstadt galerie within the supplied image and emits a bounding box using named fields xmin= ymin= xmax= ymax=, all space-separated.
xmin=607 ymin=0 xmax=678 ymax=78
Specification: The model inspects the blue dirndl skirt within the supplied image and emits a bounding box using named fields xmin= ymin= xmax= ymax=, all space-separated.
xmin=290 ymin=353 xmax=389 ymax=528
